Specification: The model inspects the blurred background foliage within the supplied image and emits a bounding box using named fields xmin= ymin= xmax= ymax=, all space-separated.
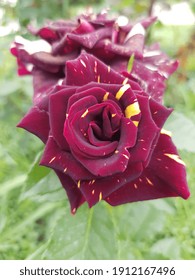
xmin=0 ymin=0 xmax=195 ymax=260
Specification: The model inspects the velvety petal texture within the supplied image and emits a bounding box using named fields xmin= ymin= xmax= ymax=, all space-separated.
xmin=11 ymin=12 xmax=178 ymax=103
xmin=17 ymin=52 xmax=190 ymax=213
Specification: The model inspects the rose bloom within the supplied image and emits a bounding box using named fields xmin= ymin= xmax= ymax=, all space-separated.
xmin=17 ymin=52 xmax=190 ymax=214
xmin=11 ymin=11 xmax=178 ymax=105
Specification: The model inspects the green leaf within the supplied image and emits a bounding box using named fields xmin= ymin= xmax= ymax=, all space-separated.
xmin=42 ymin=203 xmax=118 ymax=260
xmin=127 ymin=53 xmax=135 ymax=72
xmin=42 ymin=200 xmax=172 ymax=260
xmin=150 ymin=238 xmax=181 ymax=259
xmin=23 ymin=152 xmax=50 ymax=191
xmin=164 ymin=112 xmax=195 ymax=152
xmin=0 ymin=174 xmax=26 ymax=197
xmin=19 ymin=152 xmax=66 ymax=203
xmin=0 ymin=202 xmax=59 ymax=241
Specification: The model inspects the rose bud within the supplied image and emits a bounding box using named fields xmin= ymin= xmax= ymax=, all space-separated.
xmin=11 ymin=11 xmax=178 ymax=105
xmin=17 ymin=53 xmax=190 ymax=214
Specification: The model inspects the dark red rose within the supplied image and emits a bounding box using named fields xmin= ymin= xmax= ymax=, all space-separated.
xmin=17 ymin=53 xmax=190 ymax=213
xmin=11 ymin=12 xmax=178 ymax=105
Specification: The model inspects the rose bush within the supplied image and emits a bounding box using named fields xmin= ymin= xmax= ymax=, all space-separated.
xmin=11 ymin=12 xmax=178 ymax=105
xmin=17 ymin=52 xmax=190 ymax=213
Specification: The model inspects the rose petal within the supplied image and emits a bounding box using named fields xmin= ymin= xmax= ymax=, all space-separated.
xmin=32 ymin=67 xmax=62 ymax=105
xmin=49 ymin=87 xmax=77 ymax=150
xmin=106 ymin=133 xmax=190 ymax=206
xmin=149 ymin=133 xmax=190 ymax=199
xmin=55 ymin=170 xmax=85 ymax=214
xmin=40 ymin=137 xmax=94 ymax=180
xmin=129 ymin=94 xmax=159 ymax=163
xmin=80 ymin=162 xmax=143 ymax=207
xmin=17 ymin=106 xmax=50 ymax=143
xmin=67 ymin=27 xmax=112 ymax=49
xmin=65 ymin=52 xmax=125 ymax=86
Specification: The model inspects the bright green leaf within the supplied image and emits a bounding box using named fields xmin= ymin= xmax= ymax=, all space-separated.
xmin=127 ymin=53 xmax=135 ymax=72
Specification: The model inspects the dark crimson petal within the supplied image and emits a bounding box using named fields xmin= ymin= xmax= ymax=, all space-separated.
xmin=29 ymin=26 xmax=59 ymax=42
xmin=29 ymin=20 xmax=77 ymax=35
xmin=105 ymin=133 xmax=190 ymax=206
xmin=74 ymin=18 xmax=95 ymax=34
xmin=129 ymin=94 xmax=159 ymax=163
xmin=17 ymin=106 xmax=50 ymax=143
xmin=124 ymin=34 xmax=144 ymax=58
xmin=79 ymin=162 xmax=143 ymax=207
xmin=149 ymin=133 xmax=190 ymax=199
xmin=149 ymin=98 xmax=173 ymax=128
xmin=49 ymin=87 xmax=77 ymax=150
xmin=67 ymin=86 xmax=106 ymax=113
xmin=31 ymin=51 xmax=78 ymax=73
xmin=10 ymin=44 xmax=32 ymax=76
xmin=105 ymin=41 xmax=142 ymax=58
xmin=67 ymin=27 xmax=112 ymax=49
xmin=40 ymin=137 xmax=94 ymax=181
xmin=108 ymin=23 xmax=145 ymax=58
xmin=89 ymin=39 xmax=116 ymax=60
xmin=32 ymin=68 xmax=61 ymax=105
xmin=143 ymin=43 xmax=179 ymax=78
xmin=55 ymin=170 xmax=86 ymax=214
xmin=131 ymin=60 xmax=167 ymax=103
xmin=120 ymin=16 xmax=157 ymax=33
xmin=51 ymin=34 xmax=80 ymax=55
xmin=65 ymin=52 xmax=125 ymax=86
xmin=68 ymin=116 xmax=137 ymax=177
xmin=66 ymin=107 xmax=119 ymax=158
xmin=16 ymin=57 xmax=31 ymax=76
xmin=75 ymin=81 xmax=142 ymax=95
xmin=111 ymin=59 xmax=166 ymax=103
xmin=105 ymin=168 xmax=178 ymax=206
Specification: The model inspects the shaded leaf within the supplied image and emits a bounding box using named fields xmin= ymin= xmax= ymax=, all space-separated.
xmin=151 ymin=237 xmax=181 ymax=259
xmin=165 ymin=112 xmax=195 ymax=152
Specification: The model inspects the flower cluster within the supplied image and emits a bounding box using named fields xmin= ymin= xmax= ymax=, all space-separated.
xmin=12 ymin=11 xmax=190 ymax=213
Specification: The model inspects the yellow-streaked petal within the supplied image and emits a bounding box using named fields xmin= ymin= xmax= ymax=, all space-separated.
xmin=125 ymin=102 xmax=140 ymax=118
xmin=164 ymin=153 xmax=186 ymax=166
xmin=161 ymin=129 xmax=172 ymax=137
xmin=115 ymin=84 xmax=131 ymax=100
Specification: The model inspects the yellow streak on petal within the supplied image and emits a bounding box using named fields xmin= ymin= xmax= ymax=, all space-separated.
xmin=103 ymin=92 xmax=109 ymax=101
xmin=97 ymin=75 xmax=101 ymax=83
xmin=92 ymin=189 xmax=95 ymax=195
xmin=161 ymin=129 xmax=172 ymax=137
xmin=115 ymin=84 xmax=131 ymax=100
xmin=108 ymin=66 xmax=111 ymax=73
xmin=146 ymin=177 xmax=154 ymax=186
xmin=112 ymin=113 xmax=116 ymax=117
xmin=122 ymin=77 xmax=129 ymax=85
xmin=115 ymin=150 xmax=119 ymax=154
xmin=99 ymin=192 xmax=103 ymax=201
xmin=164 ymin=153 xmax=186 ymax=166
xmin=91 ymin=179 xmax=96 ymax=185
xmin=49 ymin=157 xmax=56 ymax=163
xmin=125 ymin=102 xmax=140 ymax=118
xmin=81 ymin=109 xmax=89 ymax=118
xmin=77 ymin=180 xmax=81 ymax=188
xmin=133 ymin=121 xmax=139 ymax=127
